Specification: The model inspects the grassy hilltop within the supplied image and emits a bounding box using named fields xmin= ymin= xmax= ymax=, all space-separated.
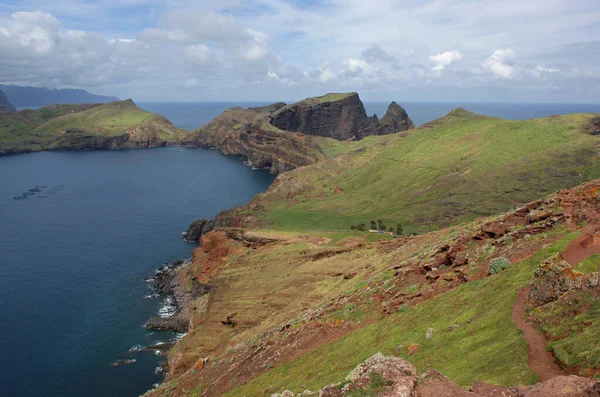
xmin=225 ymin=109 xmax=600 ymax=234
xmin=0 ymin=100 xmax=186 ymax=155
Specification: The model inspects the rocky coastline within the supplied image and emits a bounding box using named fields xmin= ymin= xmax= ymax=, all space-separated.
xmin=144 ymin=259 xmax=193 ymax=333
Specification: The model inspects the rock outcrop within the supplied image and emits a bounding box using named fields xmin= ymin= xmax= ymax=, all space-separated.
xmin=378 ymin=101 xmax=415 ymax=135
xmin=0 ymin=90 xmax=16 ymax=113
xmin=528 ymin=254 xmax=599 ymax=306
xmin=269 ymin=93 xmax=379 ymax=140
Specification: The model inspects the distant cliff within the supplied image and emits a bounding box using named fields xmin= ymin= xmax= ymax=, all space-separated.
xmin=183 ymin=92 xmax=414 ymax=174
xmin=0 ymin=91 xmax=16 ymax=113
xmin=0 ymin=85 xmax=119 ymax=107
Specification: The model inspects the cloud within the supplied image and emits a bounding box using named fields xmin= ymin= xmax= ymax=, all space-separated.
xmin=429 ymin=50 xmax=463 ymax=72
xmin=239 ymin=29 xmax=269 ymax=61
xmin=482 ymin=48 xmax=516 ymax=79
xmin=184 ymin=44 xmax=212 ymax=64
xmin=1 ymin=1 xmax=599 ymax=102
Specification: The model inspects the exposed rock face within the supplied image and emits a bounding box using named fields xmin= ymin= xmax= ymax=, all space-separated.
xmin=143 ymin=259 xmax=207 ymax=333
xmin=528 ymin=254 xmax=599 ymax=306
xmin=0 ymin=90 xmax=16 ymax=113
xmin=183 ymin=218 xmax=226 ymax=242
xmin=182 ymin=102 xmax=319 ymax=174
xmin=269 ymin=93 xmax=378 ymax=140
xmin=378 ymin=101 xmax=415 ymax=135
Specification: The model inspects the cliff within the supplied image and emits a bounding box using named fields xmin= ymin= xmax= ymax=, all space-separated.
xmin=269 ymin=93 xmax=414 ymax=140
xmin=181 ymin=103 xmax=321 ymax=173
xmin=182 ymin=93 xmax=415 ymax=174
xmin=269 ymin=93 xmax=378 ymax=140
xmin=0 ymin=100 xmax=186 ymax=155
xmin=0 ymin=90 xmax=17 ymax=113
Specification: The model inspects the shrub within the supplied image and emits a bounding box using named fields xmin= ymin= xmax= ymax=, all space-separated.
xmin=489 ymin=257 xmax=511 ymax=275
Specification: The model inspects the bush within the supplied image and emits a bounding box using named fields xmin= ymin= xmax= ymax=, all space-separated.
xmin=489 ymin=257 xmax=511 ymax=275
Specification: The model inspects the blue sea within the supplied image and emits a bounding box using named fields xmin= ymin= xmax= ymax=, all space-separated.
xmin=1 ymin=100 xmax=600 ymax=397
xmin=0 ymin=148 xmax=274 ymax=397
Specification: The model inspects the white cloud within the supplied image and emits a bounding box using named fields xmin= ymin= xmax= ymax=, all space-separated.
xmin=239 ymin=29 xmax=269 ymax=61
xmin=184 ymin=77 xmax=199 ymax=87
xmin=482 ymin=48 xmax=516 ymax=79
xmin=429 ymin=50 xmax=463 ymax=72
xmin=184 ymin=44 xmax=212 ymax=64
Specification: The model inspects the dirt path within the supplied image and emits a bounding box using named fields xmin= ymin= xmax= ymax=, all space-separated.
xmin=512 ymin=287 xmax=566 ymax=381
xmin=562 ymin=225 xmax=600 ymax=266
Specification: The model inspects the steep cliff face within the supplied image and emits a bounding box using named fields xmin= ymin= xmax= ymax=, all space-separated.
xmin=378 ymin=101 xmax=415 ymax=135
xmin=0 ymin=90 xmax=17 ymax=113
xmin=181 ymin=103 xmax=321 ymax=174
xmin=269 ymin=93 xmax=378 ymax=140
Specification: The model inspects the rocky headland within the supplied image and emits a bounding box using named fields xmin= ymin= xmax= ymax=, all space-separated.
xmin=181 ymin=92 xmax=414 ymax=174
xmin=0 ymin=99 xmax=186 ymax=155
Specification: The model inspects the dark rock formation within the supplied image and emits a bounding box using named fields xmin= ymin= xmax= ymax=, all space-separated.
xmin=144 ymin=259 xmax=210 ymax=333
xmin=269 ymin=93 xmax=378 ymax=140
xmin=0 ymin=90 xmax=16 ymax=113
xmin=184 ymin=218 xmax=226 ymax=242
xmin=378 ymin=101 xmax=415 ymax=135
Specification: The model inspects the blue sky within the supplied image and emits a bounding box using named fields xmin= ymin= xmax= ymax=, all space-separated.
xmin=1 ymin=0 xmax=599 ymax=102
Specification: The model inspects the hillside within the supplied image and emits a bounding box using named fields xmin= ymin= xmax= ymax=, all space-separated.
xmin=0 ymin=84 xmax=119 ymax=107
xmin=139 ymin=103 xmax=600 ymax=397
xmin=189 ymin=109 xmax=600 ymax=236
xmin=182 ymin=93 xmax=414 ymax=173
xmin=146 ymin=178 xmax=600 ymax=397
xmin=0 ymin=100 xmax=186 ymax=155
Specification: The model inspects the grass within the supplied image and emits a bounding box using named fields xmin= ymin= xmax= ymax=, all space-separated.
xmin=225 ymin=231 xmax=576 ymax=396
xmin=574 ymin=254 xmax=600 ymax=274
xmin=531 ymin=291 xmax=600 ymax=370
xmin=237 ymin=111 xmax=600 ymax=233
xmin=0 ymin=100 xmax=185 ymax=154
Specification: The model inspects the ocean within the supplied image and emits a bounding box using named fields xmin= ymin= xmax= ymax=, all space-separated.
xmin=1 ymin=100 xmax=599 ymax=397
xmin=0 ymin=148 xmax=274 ymax=397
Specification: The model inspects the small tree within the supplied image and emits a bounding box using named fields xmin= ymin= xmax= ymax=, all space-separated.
xmin=357 ymin=223 xmax=366 ymax=231
xmin=378 ymin=220 xmax=386 ymax=231
xmin=349 ymin=224 xmax=356 ymax=230
xmin=396 ymin=223 xmax=403 ymax=235
xmin=370 ymin=220 xmax=377 ymax=230
xmin=388 ymin=227 xmax=394 ymax=233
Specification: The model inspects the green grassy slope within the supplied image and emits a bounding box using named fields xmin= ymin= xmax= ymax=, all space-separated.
xmin=238 ymin=110 xmax=600 ymax=233
xmin=0 ymin=100 xmax=185 ymax=154
xmin=226 ymin=230 xmax=576 ymax=396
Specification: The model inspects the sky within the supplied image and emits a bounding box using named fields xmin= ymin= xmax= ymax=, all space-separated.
xmin=0 ymin=0 xmax=599 ymax=102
